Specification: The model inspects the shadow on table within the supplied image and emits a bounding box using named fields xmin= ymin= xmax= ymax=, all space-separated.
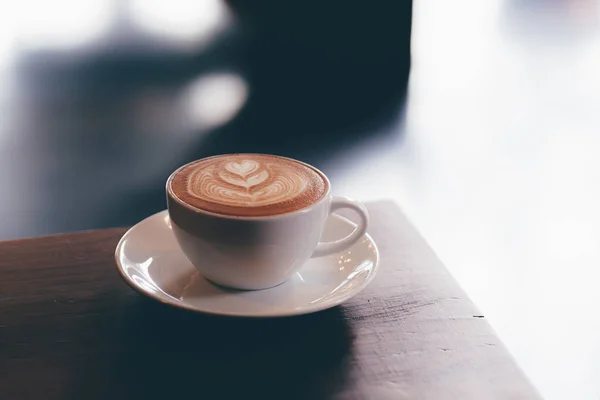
xmin=74 ymin=300 xmax=354 ymax=400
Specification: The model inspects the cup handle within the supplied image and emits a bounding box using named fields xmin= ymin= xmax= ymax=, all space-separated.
xmin=312 ymin=196 xmax=369 ymax=258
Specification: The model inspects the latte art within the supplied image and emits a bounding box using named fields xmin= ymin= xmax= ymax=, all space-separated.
xmin=189 ymin=159 xmax=308 ymax=206
xmin=169 ymin=154 xmax=328 ymax=217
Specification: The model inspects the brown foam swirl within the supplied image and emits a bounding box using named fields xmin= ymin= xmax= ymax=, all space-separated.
xmin=169 ymin=154 xmax=328 ymax=217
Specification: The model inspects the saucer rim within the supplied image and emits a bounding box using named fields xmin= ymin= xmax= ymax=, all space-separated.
xmin=115 ymin=210 xmax=380 ymax=318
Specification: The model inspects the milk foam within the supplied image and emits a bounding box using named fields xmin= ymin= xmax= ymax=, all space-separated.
xmin=170 ymin=154 xmax=328 ymax=216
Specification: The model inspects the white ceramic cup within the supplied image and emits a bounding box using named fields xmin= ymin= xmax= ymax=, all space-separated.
xmin=166 ymin=159 xmax=369 ymax=290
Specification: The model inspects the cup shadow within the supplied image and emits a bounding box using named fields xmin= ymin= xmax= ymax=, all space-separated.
xmin=85 ymin=299 xmax=354 ymax=400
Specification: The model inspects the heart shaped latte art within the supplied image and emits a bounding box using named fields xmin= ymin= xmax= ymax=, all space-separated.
xmin=224 ymin=160 xmax=259 ymax=178
xmin=219 ymin=162 xmax=269 ymax=189
xmin=185 ymin=158 xmax=309 ymax=207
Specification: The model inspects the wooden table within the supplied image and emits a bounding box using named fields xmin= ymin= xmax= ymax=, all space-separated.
xmin=0 ymin=201 xmax=539 ymax=399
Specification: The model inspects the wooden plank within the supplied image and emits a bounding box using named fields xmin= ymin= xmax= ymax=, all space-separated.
xmin=0 ymin=201 xmax=540 ymax=399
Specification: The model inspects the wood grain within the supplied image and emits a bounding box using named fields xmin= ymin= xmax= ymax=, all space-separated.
xmin=0 ymin=201 xmax=540 ymax=399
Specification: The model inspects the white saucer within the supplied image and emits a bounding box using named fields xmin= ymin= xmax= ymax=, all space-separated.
xmin=115 ymin=210 xmax=379 ymax=317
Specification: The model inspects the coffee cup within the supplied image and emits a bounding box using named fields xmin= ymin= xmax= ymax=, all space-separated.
xmin=166 ymin=154 xmax=369 ymax=290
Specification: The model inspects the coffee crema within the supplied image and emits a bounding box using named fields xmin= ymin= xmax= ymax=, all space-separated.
xmin=168 ymin=154 xmax=329 ymax=217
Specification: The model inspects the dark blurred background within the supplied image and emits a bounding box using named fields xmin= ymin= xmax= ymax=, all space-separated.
xmin=0 ymin=0 xmax=412 ymax=239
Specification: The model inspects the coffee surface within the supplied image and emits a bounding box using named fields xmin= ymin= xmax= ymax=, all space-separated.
xmin=169 ymin=154 xmax=328 ymax=216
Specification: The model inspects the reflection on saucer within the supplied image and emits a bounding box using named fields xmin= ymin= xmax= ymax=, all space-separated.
xmin=116 ymin=210 xmax=379 ymax=317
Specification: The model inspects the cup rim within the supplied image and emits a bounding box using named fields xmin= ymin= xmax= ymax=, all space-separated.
xmin=166 ymin=153 xmax=332 ymax=221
